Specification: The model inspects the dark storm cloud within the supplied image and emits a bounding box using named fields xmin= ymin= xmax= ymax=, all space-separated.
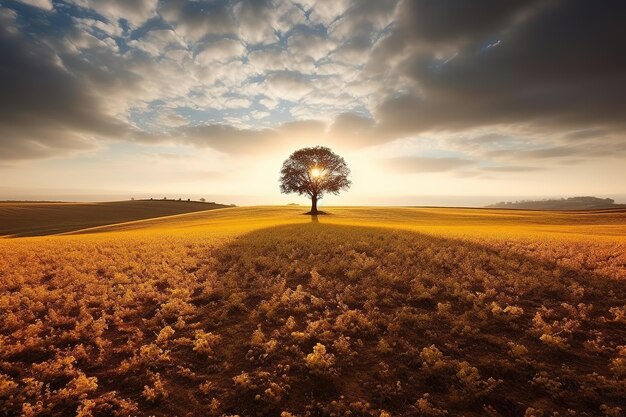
xmin=399 ymin=0 xmax=541 ymax=45
xmin=375 ymin=0 xmax=626 ymax=138
xmin=0 ymin=13 xmax=128 ymax=160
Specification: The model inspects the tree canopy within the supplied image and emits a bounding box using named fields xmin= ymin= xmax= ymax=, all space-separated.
xmin=279 ymin=146 xmax=351 ymax=214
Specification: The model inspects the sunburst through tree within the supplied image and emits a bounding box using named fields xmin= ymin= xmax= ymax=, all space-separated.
xmin=279 ymin=146 xmax=351 ymax=214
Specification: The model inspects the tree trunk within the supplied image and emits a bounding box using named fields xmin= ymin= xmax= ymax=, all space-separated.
xmin=310 ymin=196 xmax=318 ymax=214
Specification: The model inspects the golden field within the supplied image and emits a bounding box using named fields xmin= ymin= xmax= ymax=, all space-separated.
xmin=0 ymin=206 xmax=625 ymax=417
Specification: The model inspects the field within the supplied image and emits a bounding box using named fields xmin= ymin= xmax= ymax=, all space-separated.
xmin=0 ymin=200 xmax=230 ymax=237
xmin=0 ymin=206 xmax=625 ymax=417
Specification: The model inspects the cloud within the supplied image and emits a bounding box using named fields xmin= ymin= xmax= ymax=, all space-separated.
xmin=308 ymin=0 xmax=352 ymax=26
xmin=178 ymin=124 xmax=274 ymax=153
xmin=482 ymin=166 xmax=542 ymax=173
xmin=329 ymin=34 xmax=373 ymax=63
xmin=495 ymin=147 xmax=580 ymax=160
xmin=16 ymin=0 xmax=53 ymax=11
xmin=247 ymin=46 xmax=316 ymax=74
xmin=287 ymin=32 xmax=335 ymax=61
xmin=69 ymin=0 xmax=158 ymax=26
xmin=329 ymin=113 xmax=381 ymax=146
xmin=2 ymin=0 xmax=625 ymax=168
xmin=562 ymin=129 xmax=609 ymax=142
xmin=0 ymin=0 xmax=394 ymax=161
xmin=135 ymin=119 xmax=331 ymax=154
xmin=483 ymin=141 xmax=626 ymax=162
xmin=74 ymin=17 xmax=123 ymax=37
xmin=398 ymin=0 xmax=541 ymax=46
xmin=372 ymin=0 xmax=626 ymax=138
xmin=329 ymin=0 xmax=397 ymax=41
xmin=159 ymin=0 xmax=236 ymax=42
xmin=264 ymin=71 xmax=315 ymax=100
xmin=382 ymin=156 xmax=475 ymax=173
xmin=438 ymin=128 xmax=626 ymax=168
xmin=234 ymin=0 xmax=277 ymax=44
xmin=128 ymin=29 xmax=187 ymax=56
xmin=153 ymin=110 xmax=189 ymax=128
xmin=0 ymin=19 xmax=128 ymax=160
xmin=273 ymin=0 xmax=306 ymax=33
xmin=195 ymin=38 xmax=246 ymax=64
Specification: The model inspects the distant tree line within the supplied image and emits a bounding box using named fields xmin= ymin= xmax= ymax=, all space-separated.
xmin=132 ymin=197 xmax=236 ymax=207
xmin=488 ymin=196 xmax=619 ymax=210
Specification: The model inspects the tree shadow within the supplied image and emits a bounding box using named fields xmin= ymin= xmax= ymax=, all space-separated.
xmin=302 ymin=210 xmax=330 ymax=216
xmin=193 ymin=222 xmax=625 ymax=417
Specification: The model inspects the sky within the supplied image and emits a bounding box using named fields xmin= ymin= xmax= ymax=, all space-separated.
xmin=0 ymin=0 xmax=625 ymax=206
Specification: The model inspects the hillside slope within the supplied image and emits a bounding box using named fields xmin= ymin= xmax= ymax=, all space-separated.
xmin=0 ymin=200 xmax=230 ymax=237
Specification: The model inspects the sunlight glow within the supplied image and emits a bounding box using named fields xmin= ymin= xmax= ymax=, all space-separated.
xmin=310 ymin=167 xmax=322 ymax=178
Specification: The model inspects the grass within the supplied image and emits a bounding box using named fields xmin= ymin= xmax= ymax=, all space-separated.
xmin=0 ymin=200 xmax=230 ymax=237
xmin=0 ymin=206 xmax=625 ymax=416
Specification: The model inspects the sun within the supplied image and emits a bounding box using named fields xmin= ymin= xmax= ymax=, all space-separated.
xmin=310 ymin=167 xmax=322 ymax=178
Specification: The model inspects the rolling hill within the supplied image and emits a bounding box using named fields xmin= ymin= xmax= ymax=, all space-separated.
xmin=0 ymin=200 xmax=230 ymax=237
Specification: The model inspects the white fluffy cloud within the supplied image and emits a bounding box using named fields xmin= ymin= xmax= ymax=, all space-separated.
xmin=308 ymin=0 xmax=352 ymax=25
xmin=234 ymin=0 xmax=277 ymax=44
xmin=264 ymin=71 xmax=315 ymax=101
xmin=287 ymin=32 xmax=336 ymax=61
xmin=129 ymin=29 xmax=186 ymax=56
xmin=195 ymin=39 xmax=246 ymax=64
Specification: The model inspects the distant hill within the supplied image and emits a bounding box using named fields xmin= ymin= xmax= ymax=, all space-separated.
xmin=487 ymin=196 xmax=624 ymax=210
xmin=0 ymin=200 xmax=230 ymax=237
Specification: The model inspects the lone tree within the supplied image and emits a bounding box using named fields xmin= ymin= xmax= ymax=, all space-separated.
xmin=279 ymin=146 xmax=351 ymax=214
